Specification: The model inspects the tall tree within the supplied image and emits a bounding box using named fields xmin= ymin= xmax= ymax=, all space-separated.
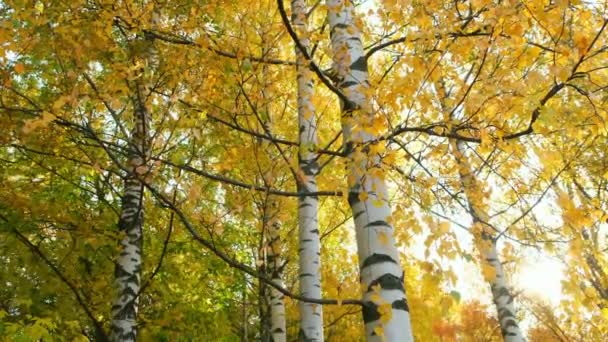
xmin=109 ymin=15 xmax=158 ymax=341
xmin=326 ymin=0 xmax=413 ymax=340
xmin=260 ymin=194 xmax=287 ymax=342
xmin=291 ymin=0 xmax=324 ymax=340
xmin=450 ymin=140 xmax=524 ymax=341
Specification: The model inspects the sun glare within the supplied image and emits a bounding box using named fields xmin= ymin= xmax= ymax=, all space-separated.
xmin=515 ymin=256 xmax=564 ymax=305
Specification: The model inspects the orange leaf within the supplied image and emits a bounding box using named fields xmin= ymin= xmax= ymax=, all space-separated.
xmin=14 ymin=63 xmax=25 ymax=74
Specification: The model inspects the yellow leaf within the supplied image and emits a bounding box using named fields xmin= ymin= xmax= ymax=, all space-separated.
xmin=378 ymin=231 xmax=388 ymax=246
xmin=14 ymin=63 xmax=25 ymax=74
xmin=438 ymin=222 xmax=450 ymax=234
xmin=372 ymin=199 xmax=384 ymax=207
xmin=35 ymin=1 xmax=44 ymax=13
xmin=373 ymin=325 xmax=384 ymax=337
xmin=481 ymin=263 xmax=497 ymax=282
xmin=369 ymin=293 xmax=382 ymax=305
xmin=358 ymin=191 xmax=369 ymax=202
xmin=369 ymin=142 xmax=385 ymax=156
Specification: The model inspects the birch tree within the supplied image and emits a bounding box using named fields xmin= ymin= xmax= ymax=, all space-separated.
xmin=326 ymin=1 xmax=413 ymax=340
xmin=110 ymin=12 xmax=159 ymax=341
xmin=291 ymin=0 xmax=324 ymax=340
xmin=450 ymin=140 xmax=524 ymax=341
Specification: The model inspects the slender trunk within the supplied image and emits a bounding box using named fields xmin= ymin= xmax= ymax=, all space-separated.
xmin=326 ymin=1 xmax=413 ymax=340
xmin=259 ymin=278 xmax=271 ymax=342
xmin=255 ymin=37 xmax=287 ymax=339
xmin=264 ymin=200 xmax=287 ymax=342
xmin=110 ymin=16 xmax=156 ymax=340
xmin=110 ymin=99 xmax=148 ymax=342
xmin=292 ymin=0 xmax=323 ymax=340
xmin=243 ymin=275 xmax=249 ymax=342
xmin=450 ymin=140 xmax=524 ymax=342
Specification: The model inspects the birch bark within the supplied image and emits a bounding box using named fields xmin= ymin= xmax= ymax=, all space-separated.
xmin=450 ymin=140 xmax=524 ymax=342
xmin=327 ymin=1 xmax=413 ymax=340
xmin=110 ymin=12 xmax=158 ymax=341
xmin=292 ymin=0 xmax=324 ymax=340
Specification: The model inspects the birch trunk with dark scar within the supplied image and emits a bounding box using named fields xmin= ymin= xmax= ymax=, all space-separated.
xmin=450 ymin=140 xmax=524 ymax=342
xmin=110 ymin=14 xmax=157 ymax=342
xmin=326 ymin=1 xmax=413 ymax=340
xmin=292 ymin=0 xmax=323 ymax=340
xmin=110 ymin=97 xmax=148 ymax=342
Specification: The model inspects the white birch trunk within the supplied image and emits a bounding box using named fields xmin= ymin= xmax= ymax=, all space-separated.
xmin=264 ymin=205 xmax=287 ymax=342
xmin=451 ymin=140 xmax=524 ymax=342
xmin=292 ymin=0 xmax=324 ymax=340
xmin=327 ymin=1 xmax=413 ymax=340
xmin=110 ymin=101 xmax=148 ymax=342
xmin=258 ymin=66 xmax=286 ymax=340
xmin=110 ymin=13 xmax=157 ymax=340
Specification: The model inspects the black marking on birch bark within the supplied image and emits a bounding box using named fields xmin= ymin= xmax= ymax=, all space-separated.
xmin=110 ymin=327 xmax=137 ymax=342
xmin=350 ymin=56 xmax=368 ymax=73
xmin=300 ymin=159 xmax=320 ymax=176
xmin=300 ymin=273 xmax=314 ymax=278
xmin=299 ymin=202 xmax=313 ymax=208
xmin=342 ymin=98 xmax=358 ymax=112
xmin=299 ymin=329 xmax=316 ymax=342
xmin=347 ymin=191 xmax=360 ymax=206
xmin=497 ymin=307 xmax=518 ymax=328
xmin=492 ymin=286 xmax=513 ymax=302
xmin=113 ymin=304 xmax=136 ymax=320
xmin=367 ymin=273 xmax=405 ymax=292
xmin=122 ymin=286 xmax=137 ymax=298
xmin=310 ymin=229 xmax=319 ymax=234
xmin=361 ymin=253 xmax=398 ymax=269
xmin=364 ymin=220 xmax=391 ymax=229
xmin=353 ymin=210 xmax=365 ymax=220
xmin=362 ymin=298 xmax=409 ymax=324
xmin=114 ymin=265 xmax=131 ymax=278
xmin=392 ymin=298 xmax=409 ymax=312
xmin=362 ymin=302 xmax=380 ymax=323
xmin=500 ymin=319 xmax=519 ymax=337
xmin=341 ymin=81 xmax=359 ymax=88
xmin=330 ymin=23 xmax=350 ymax=35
